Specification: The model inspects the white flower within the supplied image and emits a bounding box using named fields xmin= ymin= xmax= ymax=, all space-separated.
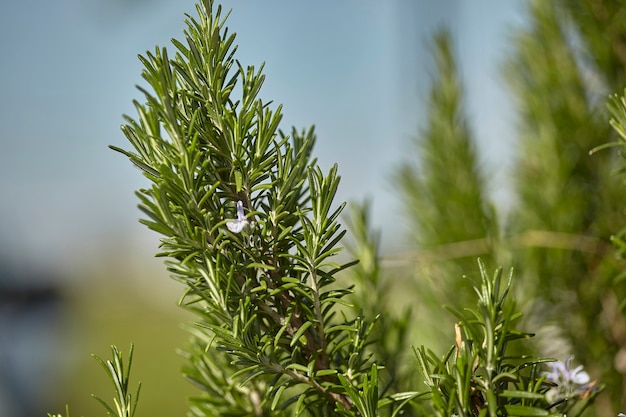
xmin=226 ymin=200 xmax=249 ymax=233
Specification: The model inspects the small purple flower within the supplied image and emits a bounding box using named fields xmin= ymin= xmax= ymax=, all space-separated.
xmin=544 ymin=357 xmax=591 ymax=403
xmin=226 ymin=200 xmax=249 ymax=233
xmin=544 ymin=357 xmax=590 ymax=386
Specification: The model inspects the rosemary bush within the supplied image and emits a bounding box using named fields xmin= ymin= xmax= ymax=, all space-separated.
xmin=49 ymin=1 xmax=620 ymax=416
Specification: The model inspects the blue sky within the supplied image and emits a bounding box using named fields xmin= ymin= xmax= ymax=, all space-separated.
xmin=0 ymin=0 xmax=526 ymax=275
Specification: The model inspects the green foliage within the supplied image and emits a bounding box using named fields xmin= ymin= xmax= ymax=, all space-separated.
xmin=505 ymin=2 xmax=626 ymax=414
xmin=342 ymin=201 xmax=414 ymax=413
xmin=49 ymin=345 xmax=140 ymax=417
xmin=593 ymin=90 xmax=626 ymax=316
xmin=396 ymin=1 xmax=626 ymax=415
xmin=111 ymin=0 xmax=374 ymax=414
xmin=337 ymin=364 xmax=380 ymax=417
xmin=414 ymin=260 xmax=602 ymax=417
xmin=594 ymin=91 xmax=626 ymax=169
xmin=394 ymin=30 xmax=498 ymax=257
xmin=393 ymin=30 xmax=500 ymax=355
xmin=48 ymin=405 xmax=71 ymax=417
xmin=50 ymin=0 xmax=626 ymax=416
xmin=91 ymin=345 xmax=141 ymax=417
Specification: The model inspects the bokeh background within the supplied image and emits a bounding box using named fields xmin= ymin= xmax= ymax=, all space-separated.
xmin=0 ymin=1 xmax=525 ymax=416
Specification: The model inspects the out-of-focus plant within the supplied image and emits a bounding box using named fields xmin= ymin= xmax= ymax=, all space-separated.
xmin=392 ymin=29 xmax=500 ymax=356
xmin=395 ymin=1 xmax=626 ymax=415
xmin=594 ymin=91 xmax=626 ymax=268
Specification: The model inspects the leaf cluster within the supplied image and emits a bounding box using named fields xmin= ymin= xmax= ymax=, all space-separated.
xmin=48 ymin=345 xmax=140 ymax=417
xmin=92 ymin=345 xmax=141 ymax=417
xmin=414 ymin=261 xmax=602 ymax=417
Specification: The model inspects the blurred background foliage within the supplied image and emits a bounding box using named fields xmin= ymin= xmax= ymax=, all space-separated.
xmin=391 ymin=0 xmax=626 ymax=415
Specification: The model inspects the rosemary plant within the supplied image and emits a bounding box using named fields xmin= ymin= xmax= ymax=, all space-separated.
xmin=414 ymin=260 xmax=602 ymax=417
xmin=110 ymin=1 xmax=373 ymax=415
